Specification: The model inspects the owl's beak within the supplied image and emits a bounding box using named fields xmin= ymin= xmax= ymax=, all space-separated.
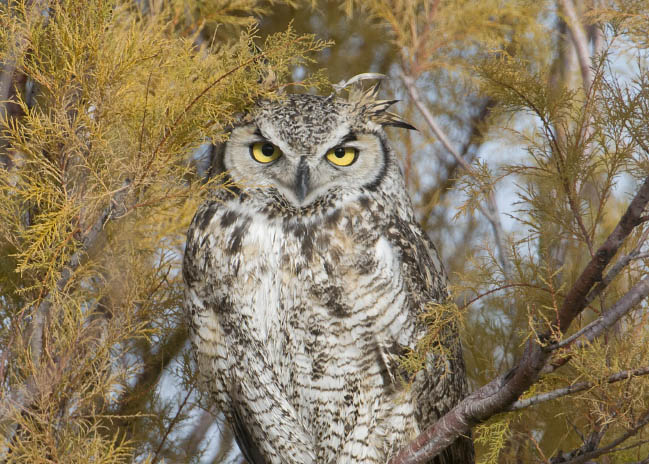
xmin=295 ymin=157 xmax=310 ymax=203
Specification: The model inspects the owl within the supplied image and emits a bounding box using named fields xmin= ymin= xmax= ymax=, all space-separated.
xmin=183 ymin=81 xmax=474 ymax=464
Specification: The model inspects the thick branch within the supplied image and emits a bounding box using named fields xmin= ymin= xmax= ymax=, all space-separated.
xmin=557 ymin=176 xmax=649 ymax=332
xmin=389 ymin=176 xmax=649 ymax=464
xmin=389 ymin=340 xmax=550 ymax=464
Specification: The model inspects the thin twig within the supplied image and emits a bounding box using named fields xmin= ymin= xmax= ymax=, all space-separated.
xmin=508 ymin=366 xmax=649 ymax=411
xmin=527 ymin=430 xmax=552 ymax=464
xmin=459 ymin=282 xmax=601 ymax=315
xmin=137 ymin=67 xmax=155 ymax=158
xmin=419 ymin=98 xmax=495 ymax=230
xmin=552 ymin=410 xmax=649 ymax=464
xmin=137 ymin=51 xmax=270 ymax=185
xmin=151 ymin=386 xmax=195 ymax=463
xmin=401 ymin=71 xmax=512 ymax=280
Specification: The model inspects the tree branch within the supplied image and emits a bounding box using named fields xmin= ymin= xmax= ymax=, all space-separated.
xmin=388 ymin=175 xmax=649 ymax=464
xmin=419 ymin=98 xmax=495 ymax=231
xmin=569 ymin=275 xmax=649 ymax=345
xmin=507 ymin=366 xmax=649 ymax=411
xmin=556 ymin=175 xmax=649 ymax=333
xmin=401 ymin=72 xmax=512 ymax=281
xmin=558 ymin=0 xmax=593 ymax=91
xmin=0 ymin=182 xmax=130 ymax=443
xmin=152 ymin=386 xmax=195 ymax=463
xmin=547 ymin=273 xmax=649 ymax=357
xmin=582 ymin=227 xmax=649 ymax=309
xmin=551 ymin=409 xmax=649 ymax=464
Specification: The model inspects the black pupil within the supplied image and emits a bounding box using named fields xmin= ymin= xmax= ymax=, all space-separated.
xmin=261 ymin=143 xmax=275 ymax=157
xmin=334 ymin=148 xmax=346 ymax=158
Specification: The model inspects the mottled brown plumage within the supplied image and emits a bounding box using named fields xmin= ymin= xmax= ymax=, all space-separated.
xmin=183 ymin=83 xmax=474 ymax=463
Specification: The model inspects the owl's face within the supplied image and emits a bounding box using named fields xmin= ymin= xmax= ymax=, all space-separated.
xmin=223 ymin=94 xmax=399 ymax=207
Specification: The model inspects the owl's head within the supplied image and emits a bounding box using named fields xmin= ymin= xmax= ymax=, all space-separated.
xmin=222 ymin=85 xmax=414 ymax=208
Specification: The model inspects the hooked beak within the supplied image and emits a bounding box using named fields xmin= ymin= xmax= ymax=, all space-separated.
xmin=294 ymin=156 xmax=310 ymax=203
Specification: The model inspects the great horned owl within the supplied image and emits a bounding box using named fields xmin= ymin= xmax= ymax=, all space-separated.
xmin=183 ymin=81 xmax=474 ymax=463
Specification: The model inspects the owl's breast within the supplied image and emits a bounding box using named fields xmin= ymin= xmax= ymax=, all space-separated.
xmin=189 ymin=196 xmax=418 ymax=353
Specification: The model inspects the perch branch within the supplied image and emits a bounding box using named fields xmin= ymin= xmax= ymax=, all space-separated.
xmin=388 ymin=176 xmax=649 ymax=464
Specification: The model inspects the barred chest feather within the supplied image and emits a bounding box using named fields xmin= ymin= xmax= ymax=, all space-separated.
xmin=185 ymin=191 xmax=421 ymax=462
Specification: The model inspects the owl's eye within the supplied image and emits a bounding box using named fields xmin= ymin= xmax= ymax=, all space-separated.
xmin=251 ymin=142 xmax=282 ymax=163
xmin=326 ymin=146 xmax=357 ymax=167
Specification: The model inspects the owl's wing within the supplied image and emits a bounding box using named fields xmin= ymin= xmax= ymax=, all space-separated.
xmin=231 ymin=407 xmax=266 ymax=464
xmin=386 ymin=215 xmax=475 ymax=463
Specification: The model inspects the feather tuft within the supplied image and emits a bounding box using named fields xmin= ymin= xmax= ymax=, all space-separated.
xmin=336 ymin=74 xmax=416 ymax=131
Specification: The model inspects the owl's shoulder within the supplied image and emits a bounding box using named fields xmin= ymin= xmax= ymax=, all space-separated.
xmin=384 ymin=212 xmax=448 ymax=305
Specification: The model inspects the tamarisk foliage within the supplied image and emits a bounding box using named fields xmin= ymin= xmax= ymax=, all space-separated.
xmin=334 ymin=0 xmax=649 ymax=462
xmin=0 ymin=1 xmax=327 ymax=462
xmin=1 ymin=0 xmax=649 ymax=463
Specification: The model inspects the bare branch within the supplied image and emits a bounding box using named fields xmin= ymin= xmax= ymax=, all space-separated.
xmin=551 ymin=409 xmax=649 ymax=464
xmin=570 ymin=275 xmax=649 ymax=344
xmin=401 ymin=72 xmax=512 ymax=280
xmin=508 ymin=366 xmax=649 ymax=411
xmin=546 ymin=230 xmax=649 ymax=354
xmin=582 ymin=228 xmax=649 ymax=309
xmin=558 ymin=0 xmax=593 ymax=91
xmin=152 ymin=386 xmax=195 ymax=463
xmin=556 ymin=176 xmax=649 ymax=332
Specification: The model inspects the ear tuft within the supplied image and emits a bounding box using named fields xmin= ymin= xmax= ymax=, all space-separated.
xmin=335 ymin=74 xmax=416 ymax=131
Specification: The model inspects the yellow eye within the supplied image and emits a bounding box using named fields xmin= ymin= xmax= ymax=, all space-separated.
xmin=250 ymin=142 xmax=282 ymax=163
xmin=326 ymin=146 xmax=357 ymax=167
